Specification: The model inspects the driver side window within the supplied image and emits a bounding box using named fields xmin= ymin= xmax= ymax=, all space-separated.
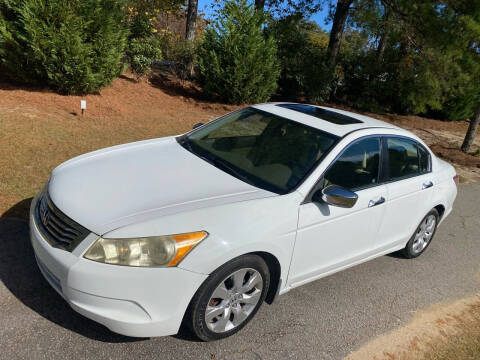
xmin=324 ymin=137 xmax=381 ymax=190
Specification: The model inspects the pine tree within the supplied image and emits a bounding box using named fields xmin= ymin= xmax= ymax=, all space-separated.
xmin=0 ymin=0 xmax=128 ymax=94
xmin=197 ymin=0 xmax=280 ymax=104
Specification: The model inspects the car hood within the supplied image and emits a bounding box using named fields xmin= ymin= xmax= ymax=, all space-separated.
xmin=48 ymin=137 xmax=275 ymax=235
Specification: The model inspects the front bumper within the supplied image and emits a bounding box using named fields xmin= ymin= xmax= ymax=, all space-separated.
xmin=29 ymin=194 xmax=208 ymax=337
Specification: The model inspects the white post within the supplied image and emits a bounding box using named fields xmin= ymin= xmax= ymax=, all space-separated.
xmin=80 ymin=100 xmax=87 ymax=116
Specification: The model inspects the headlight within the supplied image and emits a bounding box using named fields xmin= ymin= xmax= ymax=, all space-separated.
xmin=84 ymin=231 xmax=208 ymax=267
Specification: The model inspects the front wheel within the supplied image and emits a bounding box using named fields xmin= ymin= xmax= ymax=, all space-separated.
xmin=401 ymin=209 xmax=439 ymax=258
xmin=185 ymin=254 xmax=270 ymax=341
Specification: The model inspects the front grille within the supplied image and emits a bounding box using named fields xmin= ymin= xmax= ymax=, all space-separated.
xmin=35 ymin=192 xmax=90 ymax=251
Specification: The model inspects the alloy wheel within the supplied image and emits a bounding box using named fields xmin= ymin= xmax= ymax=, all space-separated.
xmin=412 ymin=214 xmax=436 ymax=254
xmin=205 ymin=268 xmax=263 ymax=333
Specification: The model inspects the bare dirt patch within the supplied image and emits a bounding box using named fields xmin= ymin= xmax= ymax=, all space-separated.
xmin=345 ymin=294 xmax=480 ymax=360
xmin=429 ymin=145 xmax=480 ymax=168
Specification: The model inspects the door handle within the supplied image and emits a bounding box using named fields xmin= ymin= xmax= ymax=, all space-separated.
xmin=422 ymin=181 xmax=433 ymax=190
xmin=368 ymin=196 xmax=385 ymax=207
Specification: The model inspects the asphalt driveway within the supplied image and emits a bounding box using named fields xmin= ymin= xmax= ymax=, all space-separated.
xmin=1 ymin=184 xmax=479 ymax=360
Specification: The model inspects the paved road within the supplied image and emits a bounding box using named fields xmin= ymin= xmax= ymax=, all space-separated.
xmin=1 ymin=184 xmax=479 ymax=360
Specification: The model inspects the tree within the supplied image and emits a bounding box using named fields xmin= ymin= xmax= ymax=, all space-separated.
xmin=267 ymin=15 xmax=332 ymax=101
xmin=255 ymin=0 xmax=266 ymax=11
xmin=326 ymin=0 xmax=354 ymax=67
xmin=462 ymin=105 xmax=480 ymax=153
xmin=185 ymin=0 xmax=199 ymax=77
xmin=376 ymin=0 xmax=480 ymax=152
xmin=0 ymin=0 xmax=128 ymax=94
xmin=185 ymin=0 xmax=198 ymax=41
xmin=198 ymin=0 xmax=280 ymax=104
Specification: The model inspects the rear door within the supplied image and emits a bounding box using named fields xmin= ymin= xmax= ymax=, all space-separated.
xmin=375 ymin=136 xmax=434 ymax=250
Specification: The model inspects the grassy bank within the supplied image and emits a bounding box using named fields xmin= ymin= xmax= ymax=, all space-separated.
xmin=420 ymin=298 xmax=480 ymax=360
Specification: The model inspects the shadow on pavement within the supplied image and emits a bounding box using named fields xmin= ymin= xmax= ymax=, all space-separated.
xmin=0 ymin=199 xmax=144 ymax=343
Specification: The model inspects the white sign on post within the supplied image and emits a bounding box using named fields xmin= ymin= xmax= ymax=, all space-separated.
xmin=80 ymin=100 xmax=86 ymax=115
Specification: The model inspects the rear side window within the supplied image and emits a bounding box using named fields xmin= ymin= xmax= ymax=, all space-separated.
xmin=387 ymin=137 xmax=422 ymax=180
xmin=418 ymin=145 xmax=431 ymax=173
xmin=324 ymin=137 xmax=380 ymax=190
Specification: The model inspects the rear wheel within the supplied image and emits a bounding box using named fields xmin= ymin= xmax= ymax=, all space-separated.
xmin=401 ymin=209 xmax=439 ymax=258
xmin=185 ymin=254 xmax=270 ymax=341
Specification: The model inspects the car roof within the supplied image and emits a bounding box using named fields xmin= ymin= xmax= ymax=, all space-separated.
xmin=252 ymin=103 xmax=402 ymax=137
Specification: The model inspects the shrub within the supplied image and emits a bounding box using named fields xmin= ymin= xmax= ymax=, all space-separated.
xmin=0 ymin=0 xmax=128 ymax=94
xmin=124 ymin=11 xmax=162 ymax=80
xmin=171 ymin=39 xmax=197 ymax=80
xmin=128 ymin=12 xmax=155 ymax=39
xmin=126 ymin=37 xmax=162 ymax=79
xmin=266 ymin=16 xmax=333 ymax=103
xmin=197 ymin=0 xmax=280 ymax=104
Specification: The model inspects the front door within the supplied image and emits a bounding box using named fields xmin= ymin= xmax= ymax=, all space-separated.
xmin=288 ymin=137 xmax=387 ymax=287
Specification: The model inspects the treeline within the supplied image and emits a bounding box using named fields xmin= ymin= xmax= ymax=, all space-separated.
xmin=0 ymin=0 xmax=479 ymax=152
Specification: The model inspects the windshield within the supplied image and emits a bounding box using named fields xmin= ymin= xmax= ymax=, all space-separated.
xmin=178 ymin=107 xmax=339 ymax=194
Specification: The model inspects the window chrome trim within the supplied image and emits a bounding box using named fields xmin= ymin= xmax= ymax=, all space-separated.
xmin=303 ymin=134 xmax=383 ymax=204
xmin=383 ymin=135 xmax=433 ymax=184
xmin=303 ymin=133 xmax=433 ymax=204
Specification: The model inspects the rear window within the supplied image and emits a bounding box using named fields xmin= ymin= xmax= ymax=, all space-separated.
xmin=276 ymin=104 xmax=363 ymax=125
xmin=387 ymin=137 xmax=420 ymax=180
xmin=418 ymin=145 xmax=431 ymax=173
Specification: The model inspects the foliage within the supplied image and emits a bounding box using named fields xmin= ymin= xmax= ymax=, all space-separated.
xmin=129 ymin=12 xmax=156 ymax=39
xmin=126 ymin=37 xmax=162 ymax=79
xmin=325 ymin=0 xmax=480 ymax=119
xmin=266 ymin=15 xmax=334 ymax=102
xmin=126 ymin=0 xmax=183 ymax=14
xmin=0 ymin=0 xmax=128 ymax=94
xmin=125 ymin=8 xmax=163 ymax=79
xmin=171 ymin=39 xmax=198 ymax=80
xmin=197 ymin=0 xmax=280 ymax=104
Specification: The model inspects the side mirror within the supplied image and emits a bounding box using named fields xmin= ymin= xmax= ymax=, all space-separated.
xmin=193 ymin=122 xmax=204 ymax=129
xmin=313 ymin=185 xmax=358 ymax=208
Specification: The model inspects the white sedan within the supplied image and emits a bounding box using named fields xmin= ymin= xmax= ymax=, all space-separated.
xmin=30 ymin=103 xmax=458 ymax=341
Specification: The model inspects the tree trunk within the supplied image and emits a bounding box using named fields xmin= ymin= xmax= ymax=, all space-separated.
xmin=255 ymin=0 xmax=265 ymax=11
xmin=326 ymin=0 xmax=353 ymax=67
xmin=185 ymin=0 xmax=198 ymax=42
xmin=185 ymin=0 xmax=198 ymax=78
xmin=461 ymin=103 xmax=480 ymax=153
xmin=376 ymin=33 xmax=387 ymax=61
xmin=376 ymin=9 xmax=389 ymax=66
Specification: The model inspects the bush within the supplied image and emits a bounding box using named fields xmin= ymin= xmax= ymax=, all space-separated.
xmin=128 ymin=12 xmax=155 ymax=39
xmin=266 ymin=16 xmax=333 ymax=103
xmin=0 ymin=0 xmax=128 ymax=94
xmin=126 ymin=37 xmax=162 ymax=79
xmin=124 ymin=11 xmax=162 ymax=79
xmin=197 ymin=0 xmax=280 ymax=104
xmin=157 ymin=34 xmax=197 ymax=80
xmin=171 ymin=39 xmax=197 ymax=80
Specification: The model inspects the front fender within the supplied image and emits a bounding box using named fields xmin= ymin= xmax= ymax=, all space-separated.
xmin=103 ymin=192 xmax=302 ymax=293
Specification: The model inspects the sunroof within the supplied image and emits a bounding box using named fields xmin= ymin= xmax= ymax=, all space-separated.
xmin=276 ymin=104 xmax=363 ymax=125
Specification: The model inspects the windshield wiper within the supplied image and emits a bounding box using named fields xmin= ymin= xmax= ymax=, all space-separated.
xmin=177 ymin=136 xmax=193 ymax=152
xmin=178 ymin=136 xmax=256 ymax=187
xmin=204 ymin=155 xmax=255 ymax=186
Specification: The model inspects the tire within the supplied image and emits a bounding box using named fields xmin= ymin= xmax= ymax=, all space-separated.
xmin=401 ymin=208 xmax=439 ymax=259
xmin=185 ymin=254 xmax=270 ymax=341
